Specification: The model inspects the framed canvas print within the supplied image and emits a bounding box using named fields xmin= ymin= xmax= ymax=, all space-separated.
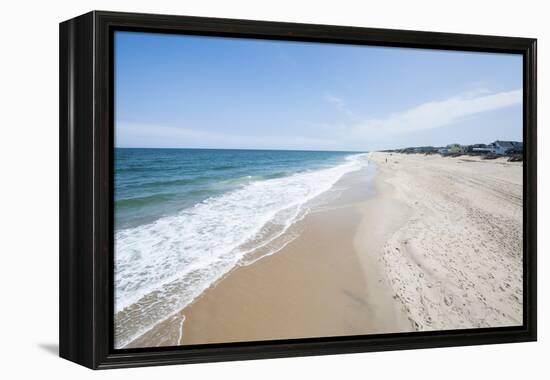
xmin=59 ymin=11 xmax=537 ymax=369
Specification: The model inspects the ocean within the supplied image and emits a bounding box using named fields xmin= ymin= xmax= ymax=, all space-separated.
xmin=114 ymin=148 xmax=367 ymax=347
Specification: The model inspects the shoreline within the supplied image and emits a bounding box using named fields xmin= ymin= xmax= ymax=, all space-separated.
xmin=113 ymin=152 xmax=367 ymax=348
xmin=125 ymin=152 xmax=523 ymax=348
xmin=126 ymin=158 xmax=412 ymax=347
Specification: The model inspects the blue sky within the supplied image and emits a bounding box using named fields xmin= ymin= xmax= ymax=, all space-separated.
xmin=115 ymin=31 xmax=522 ymax=151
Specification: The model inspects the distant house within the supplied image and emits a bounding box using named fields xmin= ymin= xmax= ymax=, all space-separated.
xmin=446 ymin=144 xmax=464 ymax=154
xmin=488 ymin=141 xmax=523 ymax=155
xmin=508 ymin=142 xmax=524 ymax=154
xmin=470 ymin=143 xmax=492 ymax=153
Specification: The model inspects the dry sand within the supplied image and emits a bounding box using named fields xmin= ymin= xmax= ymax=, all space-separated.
xmin=126 ymin=152 xmax=523 ymax=348
xmin=370 ymin=152 xmax=523 ymax=331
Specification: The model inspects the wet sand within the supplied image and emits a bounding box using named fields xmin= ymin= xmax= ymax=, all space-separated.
xmin=127 ymin=160 xmax=411 ymax=347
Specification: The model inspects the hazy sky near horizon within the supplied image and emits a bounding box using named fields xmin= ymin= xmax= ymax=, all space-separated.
xmin=115 ymin=31 xmax=522 ymax=151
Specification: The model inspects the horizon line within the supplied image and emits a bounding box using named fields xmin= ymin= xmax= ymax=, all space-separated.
xmin=114 ymin=138 xmax=522 ymax=153
xmin=114 ymin=146 xmax=368 ymax=153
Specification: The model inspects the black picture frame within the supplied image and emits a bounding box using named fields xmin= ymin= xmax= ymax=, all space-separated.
xmin=59 ymin=10 xmax=537 ymax=369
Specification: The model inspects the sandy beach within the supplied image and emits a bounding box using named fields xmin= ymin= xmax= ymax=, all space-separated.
xmin=372 ymin=152 xmax=523 ymax=331
xmin=125 ymin=152 xmax=523 ymax=348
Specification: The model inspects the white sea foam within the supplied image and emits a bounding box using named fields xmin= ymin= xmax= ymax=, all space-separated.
xmin=114 ymin=153 xmax=368 ymax=348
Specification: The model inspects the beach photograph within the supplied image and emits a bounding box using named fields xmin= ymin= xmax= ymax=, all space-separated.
xmin=113 ymin=31 xmax=523 ymax=349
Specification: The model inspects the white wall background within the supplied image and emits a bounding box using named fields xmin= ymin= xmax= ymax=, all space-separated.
xmin=0 ymin=0 xmax=546 ymax=378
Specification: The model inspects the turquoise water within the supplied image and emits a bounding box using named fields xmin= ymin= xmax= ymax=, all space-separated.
xmin=115 ymin=148 xmax=359 ymax=230
xmin=114 ymin=148 xmax=367 ymax=348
